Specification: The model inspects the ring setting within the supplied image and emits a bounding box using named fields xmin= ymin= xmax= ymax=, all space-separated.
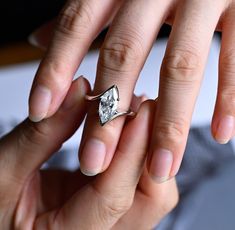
xmin=85 ymin=85 xmax=135 ymax=126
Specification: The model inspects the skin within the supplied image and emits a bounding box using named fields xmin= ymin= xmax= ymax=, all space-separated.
xmin=0 ymin=77 xmax=178 ymax=230
xmin=28 ymin=0 xmax=235 ymax=181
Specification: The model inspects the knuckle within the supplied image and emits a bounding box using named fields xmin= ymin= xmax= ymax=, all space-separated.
xmin=101 ymin=198 xmax=131 ymax=219
xmin=220 ymin=49 xmax=235 ymax=75
xmin=99 ymin=33 xmax=144 ymax=74
xmin=91 ymin=184 xmax=131 ymax=220
xmin=161 ymin=49 xmax=201 ymax=82
xmin=57 ymin=1 xmax=93 ymax=36
xmin=18 ymin=120 xmax=49 ymax=148
xmin=152 ymin=183 xmax=179 ymax=218
xmin=39 ymin=58 xmax=71 ymax=92
xmin=155 ymin=118 xmax=187 ymax=146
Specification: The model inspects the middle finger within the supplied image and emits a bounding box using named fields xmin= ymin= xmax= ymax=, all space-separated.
xmin=148 ymin=0 xmax=227 ymax=182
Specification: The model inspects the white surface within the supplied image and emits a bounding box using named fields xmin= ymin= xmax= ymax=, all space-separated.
xmin=0 ymin=37 xmax=220 ymax=149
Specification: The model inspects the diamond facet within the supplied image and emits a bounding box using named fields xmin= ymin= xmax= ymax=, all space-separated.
xmin=98 ymin=86 xmax=119 ymax=125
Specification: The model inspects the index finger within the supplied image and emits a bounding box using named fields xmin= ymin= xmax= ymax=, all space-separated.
xmin=28 ymin=0 xmax=122 ymax=122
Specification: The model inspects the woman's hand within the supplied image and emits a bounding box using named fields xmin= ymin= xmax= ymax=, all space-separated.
xmin=0 ymin=77 xmax=178 ymax=229
xmin=28 ymin=0 xmax=235 ymax=182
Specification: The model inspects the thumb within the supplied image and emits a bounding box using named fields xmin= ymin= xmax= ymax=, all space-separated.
xmin=0 ymin=76 xmax=90 ymax=182
xmin=35 ymin=100 xmax=155 ymax=230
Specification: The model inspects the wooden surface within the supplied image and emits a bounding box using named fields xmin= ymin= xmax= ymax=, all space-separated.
xmin=0 ymin=42 xmax=44 ymax=67
xmin=0 ymin=37 xmax=103 ymax=67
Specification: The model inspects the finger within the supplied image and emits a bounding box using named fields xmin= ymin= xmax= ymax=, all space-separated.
xmin=39 ymin=169 xmax=94 ymax=211
xmin=212 ymin=3 xmax=235 ymax=144
xmin=114 ymin=168 xmax=178 ymax=229
xmin=79 ymin=0 xmax=172 ymax=176
xmin=28 ymin=6 xmax=121 ymax=51
xmin=131 ymin=94 xmax=148 ymax=112
xmin=28 ymin=0 xmax=123 ymax=122
xmin=0 ymin=77 xmax=90 ymax=181
xmin=28 ymin=20 xmax=56 ymax=50
xmin=35 ymin=101 xmax=155 ymax=229
xmin=148 ymin=0 xmax=227 ymax=182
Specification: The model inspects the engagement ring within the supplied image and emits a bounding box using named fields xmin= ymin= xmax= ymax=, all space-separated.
xmin=85 ymin=85 xmax=135 ymax=126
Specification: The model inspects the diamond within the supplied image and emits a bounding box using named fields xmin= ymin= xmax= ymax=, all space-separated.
xmin=99 ymin=86 xmax=119 ymax=125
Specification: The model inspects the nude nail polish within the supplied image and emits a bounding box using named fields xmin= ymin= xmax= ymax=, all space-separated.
xmin=149 ymin=148 xmax=173 ymax=183
xmin=215 ymin=115 xmax=234 ymax=144
xmin=29 ymin=85 xmax=51 ymax=122
xmin=80 ymin=139 xmax=106 ymax=176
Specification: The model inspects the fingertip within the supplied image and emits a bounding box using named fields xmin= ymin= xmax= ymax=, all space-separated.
xmin=61 ymin=76 xmax=91 ymax=110
xmin=79 ymin=75 xmax=92 ymax=94
xmin=79 ymin=138 xmax=106 ymax=176
xmin=28 ymin=32 xmax=41 ymax=48
xmin=212 ymin=115 xmax=234 ymax=144
xmin=131 ymin=94 xmax=148 ymax=112
xmin=28 ymin=30 xmax=48 ymax=51
xmin=148 ymin=148 xmax=173 ymax=184
xmin=28 ymin=115 xmax=44 ymax=123
xmin=28 ymin=85 xmax=52 ymax=123
xmin=72 ymin=76 xmax=91 ymax=96
xmin=28 ymin=20 xmax=56 ymax=50
xmin=139 ymin=94 xmax=148 ymax=102
xmin=135 ymin=99 xmax=156 ymax=119
xmin=80 ymin=167 xmax=99 ymax=177
xmin=150 ymin=175 xmax=174 ymax=184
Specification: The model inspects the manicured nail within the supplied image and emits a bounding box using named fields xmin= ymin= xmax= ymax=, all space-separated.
xmin=80 ymin=139 xmax=106 ymax=176
xmin=149 ymin=149 xmax=173 ymax=183
xmin=29 ymin=85 xmax=51 ymax=122
xmin=61 ymin=76 xmax=86 ymax=110
xmin=215 ymin=115 xmax=234 ymax=144
xmin=140 ymin=94 xmax=148 ymax=101
xmin=28 ymin=31 xmax=48 ymax=50
xmin=28 ymin=32 xmax=39 ymax=47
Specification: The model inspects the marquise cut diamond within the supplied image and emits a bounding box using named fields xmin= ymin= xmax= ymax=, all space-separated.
xmin=99 ymin=86 xmax=119 ymax=125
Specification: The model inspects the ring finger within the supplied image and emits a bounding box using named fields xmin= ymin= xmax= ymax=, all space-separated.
xmin=79 ymin=0 xmax=173 ymax=176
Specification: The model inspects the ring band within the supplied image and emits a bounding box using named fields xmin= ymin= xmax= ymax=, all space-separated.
xmin=85 ymin=85 xmax=135 ymax=126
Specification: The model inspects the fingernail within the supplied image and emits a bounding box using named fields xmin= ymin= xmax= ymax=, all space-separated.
xmin=215 ymin=115 xmax=234 ymax=144
xmin=140 ymin=94 xmax=148 ymax=101
xmin=80 ymin=139 xmax=106 ymax=176
xmin=28 ymin=30 xmax=47 ymax=50
xmin=28 ymin=33 xmax=39 ymax=47
xmin=29 ymin=85 xmax=51 ymax=122
xmin=61 ymin=76 xmax=86 ymax=110
xmin=149 ymin=149 xmax=173 ymax=183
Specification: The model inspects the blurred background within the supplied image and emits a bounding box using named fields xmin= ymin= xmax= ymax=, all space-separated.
xmin=1 ymin=1 xmax=235 ymax=230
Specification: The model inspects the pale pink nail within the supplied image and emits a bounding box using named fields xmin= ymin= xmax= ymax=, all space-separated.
xmin=29 ymin=85 xmax=51 ymax=122
xmin=215 ymin=115 xmax=234 ymax=144
xmin=28 ymin=32 xmax=47 ymax=50
xmin=28 ymin=33 xmax=40 ymax=47
xmin=149 ymin=149 xmax=173 ymax=183
xmin=80 ymin=139 xmax=106 ymax=176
